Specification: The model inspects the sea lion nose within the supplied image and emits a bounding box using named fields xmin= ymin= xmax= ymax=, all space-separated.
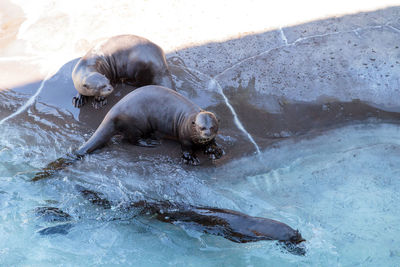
xmin=203 ymin=130 xmax=211 ymax=137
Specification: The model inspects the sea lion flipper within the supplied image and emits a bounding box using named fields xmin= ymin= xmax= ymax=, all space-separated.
xmin=76 ymin=118 xmax=116 ymax=155
xmin=72 ymin=93 xmax=88 ymax=108
xmin=181 ymin=148 xmax=200 ymax=165
xmin=203 ymin=140 xmax=224 ymax=160
xmin=92 ymin=96 xmax=107 ymax=109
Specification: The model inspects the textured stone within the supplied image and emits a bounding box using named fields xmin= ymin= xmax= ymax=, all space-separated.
xmin=217 ymin=27 xmax=400 ymax=110
xmin=282 ymin=6 xmax=400 ymax=44
xmin=169 ymin=30 xmax=284 ymax=75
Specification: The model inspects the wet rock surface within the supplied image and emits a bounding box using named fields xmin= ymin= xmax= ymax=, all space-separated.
xmin=1 ymin=7 xmax=400 ymax=160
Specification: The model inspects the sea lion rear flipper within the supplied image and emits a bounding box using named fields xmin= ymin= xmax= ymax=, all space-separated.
xmin=76 ymin=118 xmax=116 ymax=155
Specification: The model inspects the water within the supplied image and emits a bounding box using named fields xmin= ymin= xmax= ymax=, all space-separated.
xmin=1 ymin=86 xmax=400 ymax=266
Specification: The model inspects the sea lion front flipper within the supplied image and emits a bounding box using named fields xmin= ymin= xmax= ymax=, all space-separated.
xmin=72 ymin=93 xmax=88 ymax=108
xmin=92 ymin=96 xmax=107 ymax=109
xmin=203 ymin=139 xmax=224 ymax=160
xmin=31 ymin=153 xmax=81 ymax=182
xmin=181 ymin=145 xmax=200 ymax=165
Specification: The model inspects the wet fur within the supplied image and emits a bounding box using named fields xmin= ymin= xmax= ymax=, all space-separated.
xmin=72 ymin=35 xmax=175 ymax=108
xmin=32 ymin=85 xmax=223 ymax=182
xmin=34 ymin=188 xmax=306 ymax=255
xmin=75 ymin=85 xmax=222 ymax=164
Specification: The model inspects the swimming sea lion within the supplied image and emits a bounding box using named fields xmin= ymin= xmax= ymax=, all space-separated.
xmin=72 ymin=34 xmax=175 ymax=108
xmin=83 ymin=188 xmax=306 ymax=254
xmin=35 ymin=187 xmax=306 ymax=255
xmin=82 ymin=188 xmax=306 ymax=251
xmin=131 ymin=201 xmax=306 ymax=247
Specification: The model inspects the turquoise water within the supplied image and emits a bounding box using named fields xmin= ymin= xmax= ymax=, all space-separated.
xmin=1 ymin=97 xmax=400 ymax=266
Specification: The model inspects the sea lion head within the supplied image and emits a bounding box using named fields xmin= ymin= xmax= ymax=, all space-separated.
xmin=248 ymin=217 xmax=306 ymax=244
xmin=191 ymin=111 xmax=219 ymax=144
xmin=82 ymin=72 xmax=114 ymax=97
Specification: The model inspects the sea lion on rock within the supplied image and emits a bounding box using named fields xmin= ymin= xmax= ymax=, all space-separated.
xmin=32 ymin=85 xmax=223 ymax=181
xmin=75 ymin=85 xmax=223 ymax=164
xmin=72 ymin=34 xmax=174 ymax=108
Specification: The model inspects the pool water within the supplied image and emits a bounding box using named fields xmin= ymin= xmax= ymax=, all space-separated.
xmin=1 ymin=94 xmax=400 ymax=266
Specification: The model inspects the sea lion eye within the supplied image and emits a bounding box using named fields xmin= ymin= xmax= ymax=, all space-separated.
xmin=83 ymin=84 xmax=88 ymax=88
xmin=192 ymin=121 xmax=195 ymax=125
xmin=200 ymin=127 xmax=206 ymax=131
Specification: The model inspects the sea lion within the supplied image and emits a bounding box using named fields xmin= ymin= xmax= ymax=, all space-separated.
xmin=87 ymin=188 xmax=306 ymax=254
xmin=35 ymin=187 xmax=306 ymax=255
xmin=72 ymin=34 xmax=174 ymax=108
xmin=31 ymin=85 xmax=223 ymax=181
xmin=83 ymin=189 xmax=306 ymax=248
xmin=130 ymin=201 xmax=306 ymax=247
xmin=75 ymin=85 xmax=223 ymax=164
